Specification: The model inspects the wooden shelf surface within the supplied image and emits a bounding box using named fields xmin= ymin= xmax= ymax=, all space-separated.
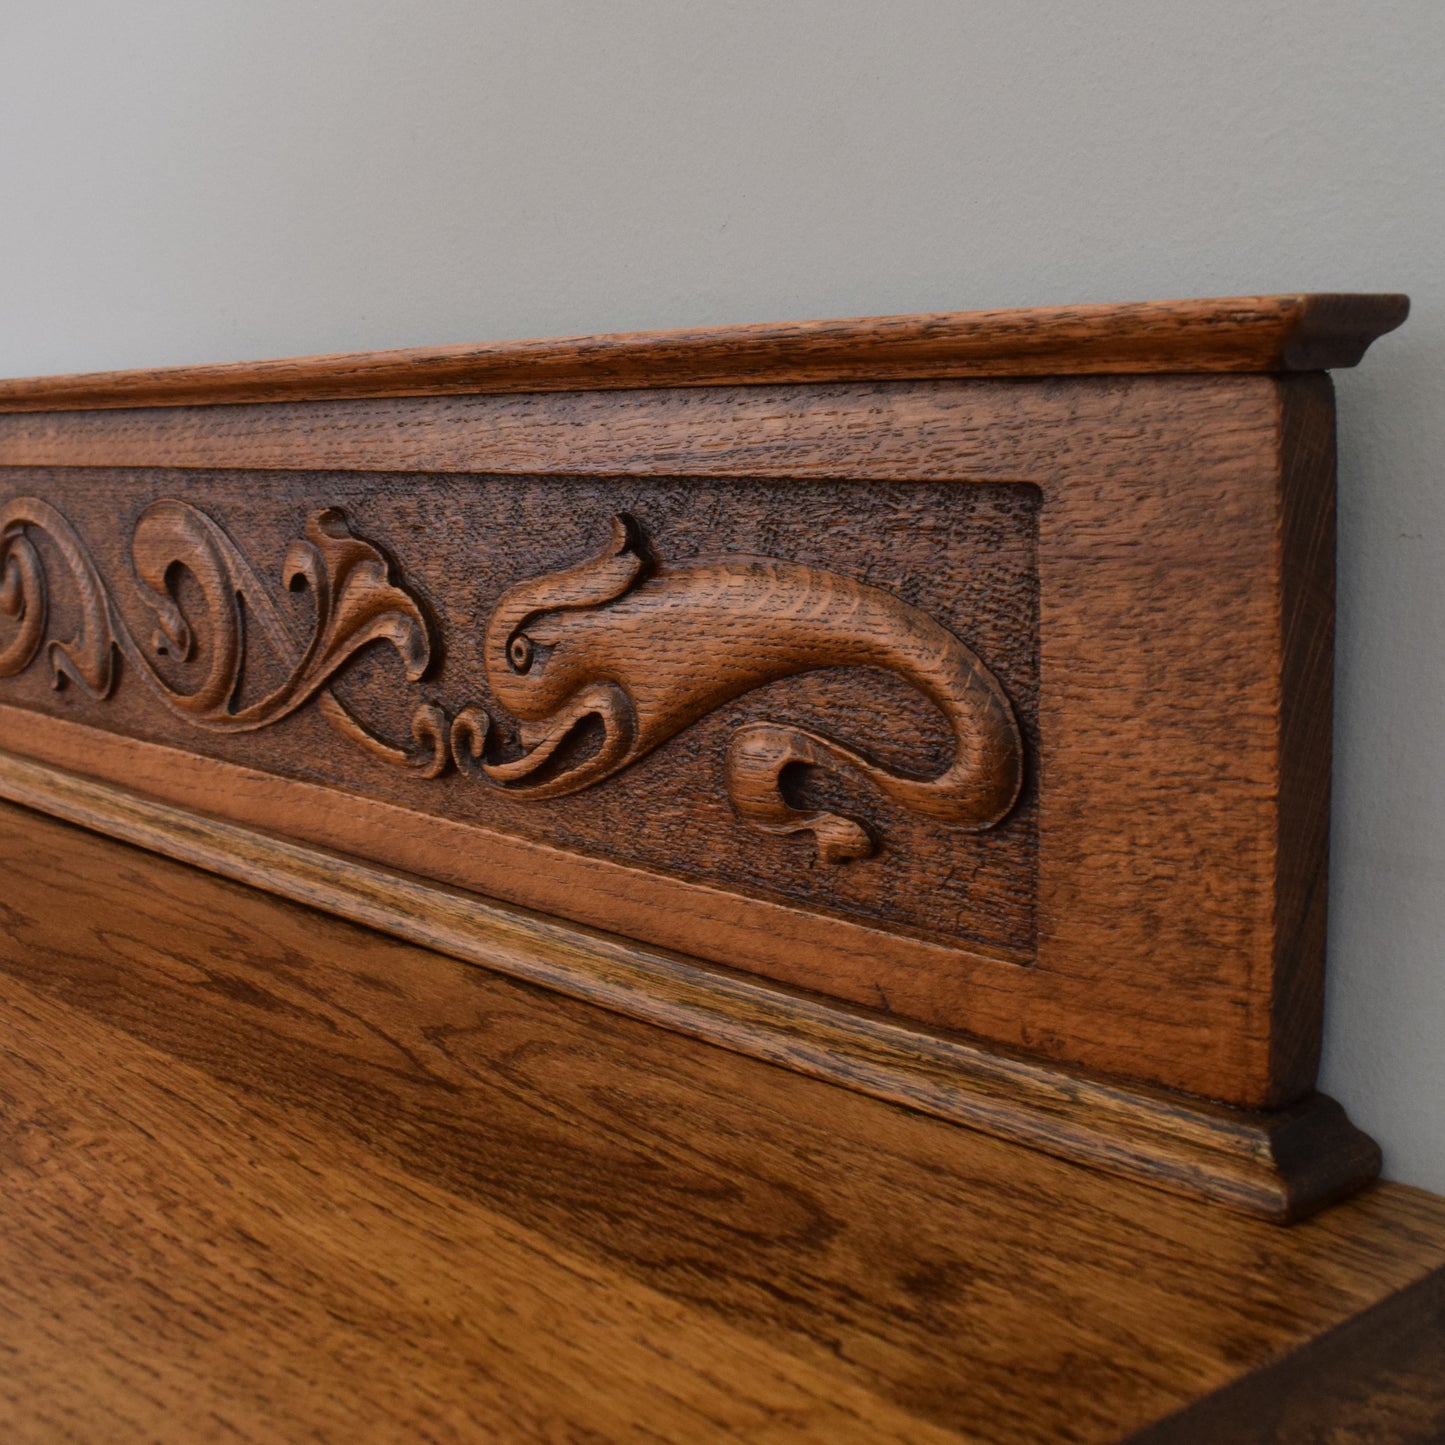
xmin=0 ymin=294 xmax=1408 ymax=411
xmin=1 ymin=799 xmax=1443 ymax=1444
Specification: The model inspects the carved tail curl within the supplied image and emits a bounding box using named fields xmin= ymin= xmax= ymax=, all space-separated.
xmin=726 ymin=687 xmax=1024 ymax=864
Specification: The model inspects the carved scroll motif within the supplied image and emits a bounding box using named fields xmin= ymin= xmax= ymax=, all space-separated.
xmin=0 ymin=497 xmax=447 ymax=776
xmin=463 ymin=515 xmax=1025 ymax=863
xmin=0 ymin=499 xmax=1025 ymax=864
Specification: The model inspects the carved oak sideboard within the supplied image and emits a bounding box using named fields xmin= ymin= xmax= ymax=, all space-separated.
xmin=0 ymin=295 xmax=1414 ymax=1225
xmin=4 ymin=297 xmax=1445 ymax=1444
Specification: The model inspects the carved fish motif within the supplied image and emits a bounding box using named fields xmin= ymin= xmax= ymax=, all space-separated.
xmin=459 ymin=515 xmax=1024 ymax=863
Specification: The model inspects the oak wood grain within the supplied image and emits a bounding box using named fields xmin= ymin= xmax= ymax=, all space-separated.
xmin=0 ymin=748 xmax=1379 ymax=1220
xmin=0 ymin=974 xmax=956 ymax=1445
xmin=0 ymin=295 xmax=1407 ymax=412
xmin=0 ymin=371 xmax=1363 ymax=478
xmin=0 ymin=372 xmax=1335 ymax=1108
xmin=0 ymin=800 xmax=1441 ymax=1442
xmin=1126 ymin=1269 xmax=1445 ymax=1443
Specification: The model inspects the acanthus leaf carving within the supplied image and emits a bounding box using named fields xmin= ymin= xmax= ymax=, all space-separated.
xmin=0 ymin=497 xmax=447 ymax=777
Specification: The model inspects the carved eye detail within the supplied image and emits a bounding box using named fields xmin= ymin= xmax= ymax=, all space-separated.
xmin=508 ymin=633 xmax=536 ymax=672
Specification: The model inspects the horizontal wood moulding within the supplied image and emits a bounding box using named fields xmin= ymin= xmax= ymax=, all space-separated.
xmin=0 ymin=754 xmax=1382 ymax=1222
xmin=0 ymin=293 xmax=1409 ymax=411
xmin=0 ymin=296 xmax=1408 ymax=1215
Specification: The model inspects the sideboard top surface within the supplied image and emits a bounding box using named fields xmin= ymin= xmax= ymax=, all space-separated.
xmin=3 ymin=798 xmax=1444 ymax=1443
xmin=0 ymin=293 xmax=1408 ymax=412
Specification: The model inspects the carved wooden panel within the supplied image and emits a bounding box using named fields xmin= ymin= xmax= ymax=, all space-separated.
xmin=2 ymin=296 xmax=1403 ymax=1129
xmin=0 ymin=376 xmax=1313 ymax=1109
xmin=0 ymin=472 xmax=1040 ymax=963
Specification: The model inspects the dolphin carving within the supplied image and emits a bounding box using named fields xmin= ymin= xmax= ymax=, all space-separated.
xmin=455 ymin=515 xmax=1024 ymax=863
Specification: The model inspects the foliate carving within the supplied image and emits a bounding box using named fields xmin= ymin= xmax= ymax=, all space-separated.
xmin=466 ymin=515 xmax=1024 ymax=862
xmin=0 ymin=500 xmax=1025 ymax=863
xmin=0 ymin=498 xmax=446 ymax=776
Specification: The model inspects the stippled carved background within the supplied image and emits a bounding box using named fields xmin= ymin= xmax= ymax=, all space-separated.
xmin=0 ymin=468 xmax=1040 ymax=960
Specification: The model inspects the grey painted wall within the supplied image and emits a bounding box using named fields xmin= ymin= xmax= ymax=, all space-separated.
xmin=2 ymin=2 xmax=1441 ymax=1189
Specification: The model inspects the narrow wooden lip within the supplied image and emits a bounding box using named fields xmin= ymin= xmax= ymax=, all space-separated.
xmin=0 ymin=293 xmax=1409 ymax=412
